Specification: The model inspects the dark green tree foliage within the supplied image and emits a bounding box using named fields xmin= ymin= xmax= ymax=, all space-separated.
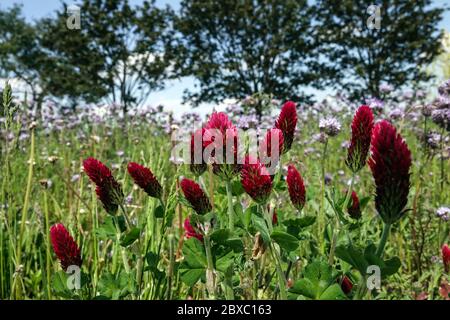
xmin=315 ymin=0 xmax=445 ymax=100
xmin=172 ymin=0 xmax=326 ymax=114
xmin=39 ymin=0 xmax=172 ymax=112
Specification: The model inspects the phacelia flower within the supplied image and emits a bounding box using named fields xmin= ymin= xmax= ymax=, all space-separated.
xmin=180 ymin=178 xmax=212 ymax=215
xmin=286 ymin=164 xmax=306 ymax=211
xmin=190 ymin=128 xmax=207 ymax=176
xmin=366 ymin=98 xmax=384 ymax=113
xmin=203 ymin=112 xmax=240 ymax=178
xmin=50 ymin=223 xmax=82 ymax=271
xmin=127 ymin=162 xmax=162 ymax=199
xmin=184 ymin=217 xmax=203 ymax=242
xmin=241 ymin=156 xmax=273 ymax=204
xmin=442 ymin=244 xmax=450 ymax=273
xmin=319 ymin=117 xmax=341 ymax=137
xmin=431 ymin=109 xmax=450 ymax=131
xmin=83 ymin=157 xmax=123 ymax=215
xmin=436 ymin=206 xmax=450 ymax=221
xmin=275 ymin=101 xmax=297 ymax=153
xmin=346 ymin=105 xmax=374 ymax=173
xmin=347 ymin=191 xmax=361 ymax=220
xmin=340 ymin=276 xmax=353 ymax=295
xmin=368 ymin=121 xmax=412 ymax=224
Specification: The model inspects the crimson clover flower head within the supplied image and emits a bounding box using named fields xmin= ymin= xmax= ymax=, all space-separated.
xmin=180 ymin=178 xmax=212 ymax=215
xmin=347 ymin=190 xmax=361 ymax=220
xmin=346 ymin=105 xmax=374 ymax=173
xmin=203 ymin=112 xmax=240 ymax=178
xmin=275 ymin=101 xmax=297 ymax=153
xmin=50 ymin=223 xmax=82 ymax=271
xmin=442 ymin=244 xmax=450 ymax=272
xmin=83 ymin=157 xmax=112 ymax=185
xmin=241 ymin=156 xmax=273 ymax=204
xmin=190 ymin=128 xmax=207 ymax=176
xmin=83 ymin=157 xmax=123 ymax=215
xmin=286 ymin=164 xmax=306 ymax=211
xmin=127 ymin=162 xmax=162 ymax=199
xmin=184 ymin=217 xmax=203 ymax=242
xmin=368 ymin=120 xmax=412 ymax=224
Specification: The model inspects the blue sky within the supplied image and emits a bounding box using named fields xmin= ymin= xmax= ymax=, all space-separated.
xmin=1 ymin=0 xmax=449 ymax=117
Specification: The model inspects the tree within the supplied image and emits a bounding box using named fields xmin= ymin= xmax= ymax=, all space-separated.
xmin=171 ymin=0 xmax=327 ymax=117
xmin=39 ymin=0 xmax=172 ymax=112
xmin=315 ymin=0 xmax=445 ymax=100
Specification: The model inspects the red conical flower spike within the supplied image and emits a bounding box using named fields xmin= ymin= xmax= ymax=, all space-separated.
xmin=180 ymin=178 xmax=212 ymax=215
xmin=368 ymin=121 xmax=412 ymax=224
xmin=347 ymin=191 xmax=361 ymax=219
xmin=127 ymin=162 xmax=162 ymax=199
xmin=241 ymin=156 xmax=273 ymax=204
xmin=443 ymin=244 xmax=450 ymax=273
xmin=83 ymin=157 xmax=123 ymax=215
xmin=275 ymin=101 xmax=297 ymax=153
xmin=184 ymin=217 xmax=203 ymax=242
xmin=346 ymin=105 xmax=374 ymax=173
xmin=286 ymin=164 xmax=306 ymax=211
xmin=50 ymin=223 xmax=82 ymax=271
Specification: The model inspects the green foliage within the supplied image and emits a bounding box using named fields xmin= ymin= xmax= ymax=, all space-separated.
xmin=179 ymin=238 xmax=207 ymax=286
xmin=288 ymin=260 xmax=347 ymax=300
xmin=335 ymin=243 xmax=401 ymax=278
xmin=171 ymin=0 xmax=327 ymax=110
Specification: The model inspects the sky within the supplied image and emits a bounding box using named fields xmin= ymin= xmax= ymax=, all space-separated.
xmin=1 ymin=0 xmax=449 ymax=117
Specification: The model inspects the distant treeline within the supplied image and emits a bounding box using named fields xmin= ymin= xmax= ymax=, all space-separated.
xmin=0 ymin=0 xmax=446 ymax=115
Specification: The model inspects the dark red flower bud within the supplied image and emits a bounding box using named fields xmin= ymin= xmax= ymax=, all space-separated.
xmin=50 ymin=223 xmax=82 ymax=271
xmin=340 ymin=276 xmax=353 ymax=295
xmin=184 ymin=217 xmax=203 ymax=242
xmin=83 ymin=157 xmax=123 ymax=215
xmin=83 ymin=157 xmax=113 ymax=185
xmin=127 ymin=162 xmax=162 ymax=199
xmin=443 ymin=244 xmax=450 ymax=272
xmin=241 ymin=156 xmax=272 ymax=204
xmin=368 ymin=121 xmax=412 ymax=224
xmin=190 ymin=128 xmax=207 ymax=176
xmin=275 ymin=101 xmax=297 ymax=153
xmin=180 ymin=178 xmax=212 ymax=215
xmin=346 ymin=105 xmax=374 ymax=173
xmin=286 ymin=164 xmax=306 ymax=211
xmin=347 ymin=191 xmax=361 ymax=219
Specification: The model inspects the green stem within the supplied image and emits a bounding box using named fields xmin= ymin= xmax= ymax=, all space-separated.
xmin=342 ymin=174 xmax=355 ymax=211
xmin=328 ymin=218 xmax=340 ymax=265
xmin=319 ymin=139 xmax=328 ymax=253
xmin=225 ymin=180 xmax=235 ymax=232
xmin=376 ymin=223 xmax=391 ymax=258
xmin=204 ymin=235 xmax=216 ymax=299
